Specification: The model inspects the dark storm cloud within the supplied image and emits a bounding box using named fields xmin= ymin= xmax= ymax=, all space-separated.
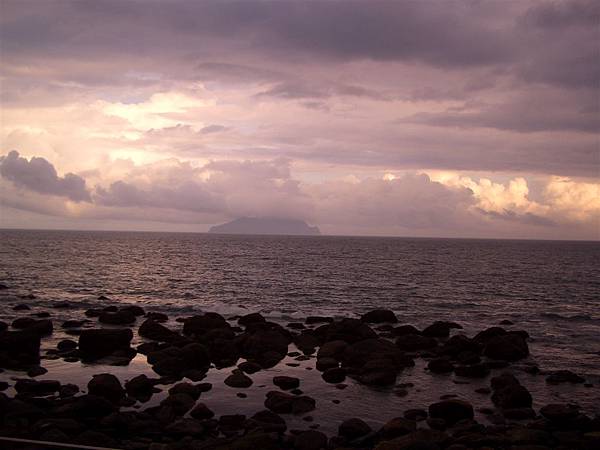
xmin=0 ymin=151 xmax=91 ymax=202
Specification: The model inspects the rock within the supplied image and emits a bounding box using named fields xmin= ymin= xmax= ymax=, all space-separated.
xmin=264 ymin=391 xmax=316 ymax=414
xmin=165 ymin=418 xmax=204 ymax=436
xmin=380 ymin=417 xmax=417 ymax=439
xmin=421 ymin=321 xmax=462 ymax=338
xmin=404 ymin=409 xmax=428 ymax=421
xmin=139 ymin=319 xmax=178 ymax=341
xmin=238 ymin=361 xmax=262 ymax=374
xmin=317 ymin=340 xmax=348 ymax=360
xmin=125 ymin=374 xmax=157 ymax=400
xmin=247 ymin=410 xmax=287 ymax=433
xmin=306 ymin=316 xmax=333 ymax=324
xmin=322 ymin=367 xmax=346 ymax=383
xmin=54 ymin=394 xmax=116 ymax=418
xmin=316 ymin=318 xmax=377 ymax=343
xmin=294 ymin=331 xmax=320 ymax=354
xmin=474 ymin=326 xmax=507 ymax=342
xmin=27 ymin=366 xmax=47 ymax=377
xmin=183 ymin=312 xmax=229 ymax=335
xmin=428 ymin=399 xmax=474 ymax=425
xmin=273 ymin=375 xmax=300 ymax=390
xmin=15 ymin=379 xmax=61 ymax=395
xmin=98 ymin=310 xmax=136 ymax=325
xmin=546 ymin=370 xmax=585 ymax=384
xmin=0 ymin=321 xmax=7 ymax=333
xmin=11 ymin=318 xmax=53 ymax=335
xmin=13 ymin=303 xmax=30 ymax=310
xmin=490 ymin=373 xmax=532 ymax=409
xmin=57 ymin=339 xmax=77 ymax=351
xmin=339 ymin=417 xmax=372 ymax=440
xmin=76 ymin=430 xmax=118 ymax=448
xmin=62 ymin=320 xmax=86 ymax=328
xmin=120 ymin=305 xmax=145 ymax=316
xmin=240 ymin=326 xmax=291 ymax=365
xmin=294 ymin=430 xmax=328 ymax=450
xmin=392 ymin=325 xmax=422 ymax=336
xmin=160 ymin=393 xmax=195 ymax=415
xmin=503 ymin=407 xmax=536 ymax=420
xmin=87 ymin=374 xmax=125 ymax=403
xmin=428 ymin=358 xmax=454 ymax=374
xmin=454 ymin=363 xmax=490 ymax=378
xmin=225 ymin=369 xmax=253 ymax=388
xmin=0 ymin=330 xmax=41 ymax=368
xmin=540 ymin=403 xmax=580 ymax=422
xmin=361 ymin=309 xmax=398 ymax=323
xmin=145 ymin=312 xmax=168 ymax=322
xmin=483 ymin=333 xmax=529 ymax=361
xmin=169 ymin=382 xmax=202 ymax=399
xmin=238 ymin=313 xmax=266 ymax=327
xmin=78 ymin=329 xmax=133 ymax=360
xmin=395 ymin=334 xmax=437 ymax=351
xmin=190 ymin=402 xmax=215 ymax=420
xmin=148 ymin=342 xmax=210 ymax=377
xmin=219 ymin=414 xmax=246 ymax=433
xmin=316 ymin=357 xmax=339 ymax=371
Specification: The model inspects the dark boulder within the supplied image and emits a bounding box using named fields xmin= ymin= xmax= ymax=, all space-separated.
xmin=474 ymin=326 xmax=507 ymax=343
xmin=160 ymin=392 xmax=195 ymax=416
xmin=427 ymin=358 xmax=454 ymax=374
xmin=361 ymin=309 xmax=398 ymax=324
xmin=316 ymin=318 xmax=377 ymax=344
xmin=78 ymin=329 xmax=133 ymax=360
xmin=421 ymin=321 xmax=462 ymax=338
xmin=183 ymin=312 xmax=229 ymax=336
xmin=15 ymin=379 xmax=61 ymax=396
xmin=190 ymin=402 xmax=215 ymax=420
xmin=490 ymin=373 xmax=532 ymax=409
xmin=145 ymin=312 xmax=168 ymax=322
xmin=169 ymin=382 xmax=202 ymax=399
xmin=338 ymin=417 xmax=372 ymax=440
xmin=264 ymin=391 xmax=316 ymax=414
xmin=454 ymin=363 xmax=490 ymax=378
xmin=428 ymin=399 xmax=474 ymax=425
xmin=316 ymin=357 xmax=339 ymax=371
xmin=294 ymin=430 xmax=328 ymax=450
xmin=98 ymin=310 xmax=136 ymax=325
xmin=0 ymin=321 xmax=7 ymax=333
xmin=380 ymin=417 xmax=417 ymax=439
xmin=483 ymin=332 xmax=529 ymax=361
xmin=546 ymin=370 xmax=585 ymax=384
xmin=138 ymin=319 xmax=178 ymax=342
xmin=392 ymin=325 xmax=421 ymax=336
xmin=317 ymin=340 xmax=348 ymax=360
xmin=57 ymin=339 xmax=77 ymax=351
xmin=125 ymin=374 xmax=158 ymax=400
xmin=273 ymin=375 xmax=300 ymax=390
xmin=87 ymin=374 xmax=125 ymax=404
xmin=11 ymin=318 xmax=53 ymax=336
xmin=305 ymin=316 xmax=333 ymax=324
xmin=120 ymin=305 xmax=145 ymax=316
xmin=238 ymin=360 xmax=262 ymax=374
xmin=0 ymin=330 xmax=41 ymax=368
xmin=396 ymin=334 xmax=437 ymax=352
xmin=322 ymin=367 xmax=346 ymax=383
xmin=540 ymin=403 xmax=580 ymax=422
xmin=224 ymin=369 xmax=253 ymax=388
xmin=247 ymin=410 xmax=287 ymax=433
xmin=238 ymin=313 xmax=266 ymax=327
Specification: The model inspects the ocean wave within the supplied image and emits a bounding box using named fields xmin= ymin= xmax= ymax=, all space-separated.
xmin=540 ymin=312 xmax=600 ymax=324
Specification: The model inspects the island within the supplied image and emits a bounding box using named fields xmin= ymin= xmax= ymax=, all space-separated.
xmin=208 ymin=217 xmax=321 ymax=236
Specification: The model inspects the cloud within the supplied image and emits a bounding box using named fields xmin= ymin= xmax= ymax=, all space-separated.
xmin=0 ymin=151 xmax=91 ymax=202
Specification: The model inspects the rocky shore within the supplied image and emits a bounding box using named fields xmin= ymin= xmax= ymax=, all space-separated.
xmin=1 ymin=296 xmax=599 ymax=450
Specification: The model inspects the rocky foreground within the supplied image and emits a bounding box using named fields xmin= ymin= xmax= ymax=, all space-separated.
xmin=0 ymin=299 xmax=599 ymax=450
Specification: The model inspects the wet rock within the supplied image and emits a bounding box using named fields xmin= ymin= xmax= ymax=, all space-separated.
xmin=392 ymin=325 xmax=422 ymax=336
xmin=361 ymin=309 xmax=398 ymax=324
xmin=13 ymin=303 xmax=30 ymax=310
xmin=316 ymin=318 xmax=377 ymax=343
xmin=380 ymin=417 xmax=417 ymax=439
xmin=62 ymin=320 xmax=86 ymax=328
xmin=428 ymin=399 xmax=474 ymax=425
xmin=491 ymin=373 xmax=532 ymax=409
xmin=273 ymin=375 xmax=300 ymax=390
xmin=316 ymin=357 xmax=339 ymax=371
xmin=294 ymin=430 xmax=328 ymax=450
xmin=160 ymin=393 xmax=195 ymax=415
xmin=169 ymin=382 xmax=202 ymax=399
xmin=165 ymin=418 xmax=206 ymax=437
xmin=483 ymin=333 xmax=529 ymax=361
xmin=148 ymin=342 xmax=210 ymax=377
xmin=239 ymin=326 xmax=291 ymax=366
xmin=57 ymin=339 xmax=77 ymax=351
xmin=79 ymin=328 xmax=134 ymax=360
xmin=395 ymin=333 xmax=437 ymax=351
xmin=306 ymin=316 xmax=333 ymax=324
xmin=59 ymin=383 xmax=79 ymax=398
xmin=339 ymin=417 xmax=372 ymax=440
xmin=139 ymin=319 xmax=178 ymax=342
xmin=294 ymin=331 xmax=320 ymax=354
xmin=404 ymin=409 xmax=428 ymax=421
xmin=219 ymin=414 xmax=246 ymax=434
xmin=264 ymin=391 xmax=316 ymax=414
xmin=0 ymin=381 xmax=8 ymax=390
xmin=503 ymin=407 xmax=536 ymax=420
xmin=11 ymin=318 xmax=53 ymax=335
xmin=99 ymin=309 xmax=136 ymax=325
xmin=540 ymin=403 xmax=580 ymax=422
xmin=125 ymin=374 xmax=158 ymax=400
xmin=316 ymin=340 xmax=348 ymax=360
xmin=454 ymin=363 xmax=490 ymax=378
xmin=190 ymin=402 xmax=215 ymax=420
xmin=322 ymin=367 xmax=346 ymax=383
xmin=0 ymin=321 xmax=7 ymax=333
xmin=287 ymin=322 xmax=305 ymax=330
xmin=15 ymin=378 xmax=61 ymax=395
xmin=88 ymin=373 xmax=125 ymax=403
xmin=0 ymin=330 xmax=41 ymax=368
xmin=145 ymin=312 xmax=168 ymax=322
xmin=121 ymin=305 xmax=145 ymax=316
xmin=27 ymin=366 xmax=47 ymax=377
xmin=247 ymin=410 xmax=287 ymax=433
xmin=545 ymin=369 xmax=585 ymax=384
xmin=238 ymin=313 xmax=266 ymax=327
xmin=76 ymin=430 xmax=118 ymax=448
xmin=225 ymin=369 xmax=253 ymax=388
xmin=438 ymin=334 xmax=482 ymax=357
xmin=422 ymin=321 xmax=462 ymax=338
xmin=238 ymin=361 xmax=262 ymax=374
xmin=428 ymin=358 xmax=454 ymax=374
xmin=55 ymin=394 xmax=116 ymax=418
xmin=183 ymin=312 xmax=229 ymax=335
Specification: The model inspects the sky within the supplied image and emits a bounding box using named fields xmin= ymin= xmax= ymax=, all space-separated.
xmin=0 ymin=0 xmax=598 ymax=239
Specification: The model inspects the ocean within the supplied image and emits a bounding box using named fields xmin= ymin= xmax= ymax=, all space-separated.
xmin=1 ymin=229 xmax=599 ymax=429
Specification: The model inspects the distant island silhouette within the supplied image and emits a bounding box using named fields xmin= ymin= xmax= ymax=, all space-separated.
xmin=208 ymin=217 xmax=321 ymax=236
